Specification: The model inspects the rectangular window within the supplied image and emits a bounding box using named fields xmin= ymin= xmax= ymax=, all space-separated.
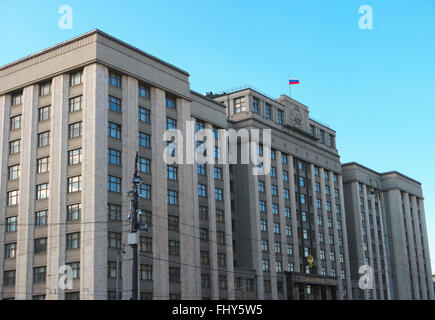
xmin=197 ymin=164 xmax=206 ymax=175
xmin=138 ymin=107 xmax=150 ymax=123
xmin=277 ymin=109 xmax=283 ymax=125
xmin=12 ymin=92 xmax=22 ymax=106
xmin=265 ymin=104 xmax=271 ymax=119
xmin=200 ymin=250 xmax=210 ymax=265
xmin=108 ymin=262 xmax=117 ymax=278
xmin=215 ymin=188 xmax=223 ymax=201
xmin=109 ymin=72 xmax=121 ymax=88
xmin=67 ymin=262 xmax=80 ymax=279
xmin=6 ymin=217 xmax=17 ymax=232
xmin=37 ymin=157 xmax=49 ymax=173
xmin=140 ymin=264 xmax=152 ymax=280
xmin=168 ymin=240 xmax=180 ymax=256
xmin=67 ymin=204 xmax=81 ymax=221
xmin=217 ymin=231 xmax=225 ymax=244
xmin=214 ymin=167 xmax=222 ymax=180
xmin=260 ymin=219 xmax=267 ymax=232
xmin=201 ymin=274 xmax=210 ymax=288
xmin=33 ymin=266 xmax=46 ymax=283
xmin=169 ymin=267 xmax=180 ymax=283
xmin=66 ymin=233 xmax=80 ymax=250
xmin=198 ymin=184 xmax=207 ymax=197
xmin=258 ymin=180 xmax=265 ymax=192
xmin=108 ymin=176 xmax=121 ymax=193
xmin=138 ymin=132 xmax=150 ymax=147
xmin=259 ymin=200 xmax=266 ymax=212
xmin=34 ymin=238 xmax=47 ymax=255
xmin=108 ymin=204 xmax=121 ymax=221
xmin=107 ymin=149 xmax=121 ymax=166
xmin=252 ymin=97 xmax=259 ymax=113
xmin=5 ymin=243 xmax=16 ymax=259
xmin=167 ymin=190 xmax=178 ymax=205
xmin=108 ymin=122 xmax=121 ymax=139
xmin=234 ymin=97 xmax=246 ymax=113
xmin=69 ymin=96 xmax=82 ymax=112
xmin=108 ymin=96 xmax=121 ymax=112
xmin=199 ymin=206 xmax=208 ymax=220
xmin=38 ymin=105 xmax=50 ymax=121
xmin=216 ymin=209 xmax=225 ymax=223
xmin=38 ymin=131 xmax=50 ymax=147
xmin=68 ymin=176 xmax=82 ymax=193
xmin=108 ymin=232 xmax=121 ymax=248
xmin=168 ymin=215 xmax=179 ymax=231
xmin=10 ymin=115 xmax=21 ymax=130
xmin=139 ymin=84 xmax=150 ymax=99
xmin=140 ymin=236 xmax=152 ymax=253
xmin=39 ymin=82 xmax=51 ymax=96
xmin=36 ymin=183 xmax=49 ymax=200
xmin=167 ymin=165 xmax=177 ymax=180
xmin=138 ymin=157 xmax=151 ymax=173
xmin=4 ymin=270 xmax=16 ymax=287
xmin=166 ymin=117 xmax=177 ymax=130
xmin=139 ymin=184 xmax=151 ymax=199
xmin=70 ymin=71 xmax=82 ymax=86
xmin=69 ymin=122 xmax=82 ymax=138
xmin=8 ymin=164 xmax=20 ymax=181
xmin=9 ymin=140 xmax=20 ymax=155
xmin=166 ymin=95 xmax=176 ymax=109
xmin=68 ymin=148 xmax=82 ymax=165
xmin=273 ymin=222 xmax=280 ymax=234
xmin=7 ymin=190 xmax=19 ymax=206
xmin=35 ymin=210 xmax=47 ymax=227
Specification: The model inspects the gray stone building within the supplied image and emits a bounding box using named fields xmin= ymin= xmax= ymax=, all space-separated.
xmin=0 ymin=30 xmax=432 ymax=300
xmin=342 ymin=162 xmax=434 ymax=300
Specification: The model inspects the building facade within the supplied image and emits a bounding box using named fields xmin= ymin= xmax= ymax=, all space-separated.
xmin=0 ymin=30 xmax=432 ymax=300
xmin=342 ymin=162 xmax=434 ymax=300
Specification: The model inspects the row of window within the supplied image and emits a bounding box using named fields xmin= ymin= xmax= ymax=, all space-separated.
xmin=235 ymin=96 xmax=284 ymax=125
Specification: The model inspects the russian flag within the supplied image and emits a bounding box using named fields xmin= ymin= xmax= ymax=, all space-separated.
xmin=289 ymin=78 xmax=300 ymax=85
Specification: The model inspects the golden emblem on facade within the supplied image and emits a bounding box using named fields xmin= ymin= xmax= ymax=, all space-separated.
xmin=307 ymin=254 xmax=314 ymax=268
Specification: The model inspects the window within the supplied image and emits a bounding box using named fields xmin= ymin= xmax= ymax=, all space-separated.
xmin=33 ymin=266 xmax=46 ymax=283
xmin=69 ymin=122 xmax=82 ymax=138
xmin=6 ymin=217 xmax=17 ymax=232
xmin=320 ymin=250 xmax=325 ymax=260
xmin=258 ymin=180 xmax=265 ymax=192
xmin=140 ymin=236 xmax=152 ymax=253
xmin=283 ymin=170 xmax=288 ymax=181
xmin=10 ymin=115 xmax=21 ymax=130
xmin=314 ymin=167 xmax=319 ymax=176
xmin=252 ymin=97 xmax=259 ymax=113
xmin=297 ymin=161 xmax=304 ymax=170
xmin=166 ymin=95 xmax=176 ymax=109
xmin=66 ymin=233 xmax=80 ymax=250
xmin=67 ymin=204 xmax=81 ymax=221
xmin=108 ymin=122 xmax=121 ymax=139
xmin=108 ymin=232 xmax=121 ymax=248
xmin=68 ymin=176 xmax=82 ymax=193
xmin=270 ymin=167 xmax=276 ymax=177
xmin=108 ymin=176 xmax=121 ymax=193
xmin=5 ymin=243 xmax=16 ymax=259
xmin=7 ymin=190 xmax=19 ymax=206
xmin=271 ymin=185 xmax=278 ymax=196
xmin=108 ymin=96 xmax=121 ymax=112
xmin=140 ymin=264 xmax=152 ymax=280
xmin=138 ymin=107 xmax=150 ymax=123
xmin=328 ymin=134 xmax=334 ymax=147
xmin=139 ymin=84 xmax=150 ymax=98
xmin=168 ymin=215 xmax=179 ymax=231
xmin=168 ymin=240 xmax=180 ymax=256
xmin=276 ymin=261 xmax=283 ymax=273
xmin=303 ymin=229 xmax=309 ymax=239
xmin=285 ymin=207 xmax=291 ymax=218
xmin=107 ymin=148 xmax=121 ymax=166
xmin=277 ymin=109 xmax=283 ymax=125
xmin=109 ymin=72 xmax=121 ymax=88
xmin=67 ymin=262 xmax=80 ymax=279
xmin=200 ymin=250 xmax=210 ymax=265
xmin=334 ymin=188 xmax=339 ymax=199
xmin=199 ymin=206 xmax=208 ymax=220
xmin=309 ymin=125 xmax=315 ymax=136
xmin=198 ymin=184 xmax=207 ymax=197
xmin=70 ymin=71 xmax=82 ymax=86
xmin=316 ymin=199 xmax=322 ymax=209
xmin=329 ymin=235 xmax=334 ymax=245
xmin=167 ymin=190 xmax=178 ymax=205
xmin=68 ymin=148 xmax=82 ymax=165
xmin=273 ymin=222 xmax=280 ymax=234
xmin=69 ymin=95 xmax=82 ymax=112
xmin=259 ymin=200 xmax=266 ymax=212
xmin=265 ymin=104 xmax=271 ymax=119
xmin=219 ymin=276 xmax=227 ymax=289
xmin=285 ymin=225 xmax=292 ymax=236
xmin=319 ymin=130 xmax=325 ymax=143
xmin=108 ymin=204 xmax=121 ymax=221
xmin=299 ymin=176 xmax=305 ymax=187
xmin=139 ymin=184 xmax=151 ymax=199
xmin=300 ymin=194 xmax=306 ymax=204
xmin=319 ymin=232 xmax=324 ymax=243
xmin=284 ymin=188 xmax=290 ymax=199
xmin=260 ymin=219 xmax=267 ymax=232
xmin=34 ymin=238 xmax=47 ymax=254
xmin=138 ymin=132 xmax=150 ymax=147
xmin=169 ymin=267 xmax=180 ymax=283
xmin=35 ymin=210 xmax=47 ymax=226
xmin=138 ymin=157 xmax=151 ymax=173
xmin=214 ymin=167 xmax=222 ymax=180
xmin=39 ymin=82 xmax=51 ymax=96
xmin=272 ymin=203 xmax=279 ymax=215
xmin=166 ymin=117 xmax=177 ymax=130
xmin=274 ymin=241 xmax=281 ymax=254
xmin=12 ymin=92 xmax=22 ymax=106
xmin=324 ymin=170 xmax=329 ymax=180
xmin=234 ymin=97 xmax=246 ymax=113
xmin=200 ymin=228 xmax=209 ymax=241
xmin=318 ymin=215 xmax=323 ymax=226
xmin=201 ymin=274 xmax=210 ymax=288
xmin=215 ymin=188 xmax=223 ymax=201
xmin=9 ymin=139 xmax=20 ymax=155
xmin=326 ymin=201 xmax=332 ymax=212
xmin=4 ymin=270 xmax=15 ymax=286
xmin=166 ymin=165 xmax=177 ymax=180
xmin=328 ymin=218 xmax=333 ymax=228
xmin=217 ymin=231 xmax=225 ymax=244
xmin=37 ymin=157 xmax=49 ymax=173
xmin=38 ymin=131 xmax=50 ymax=147
xmin=262 ymin=259 xmax=269 ymax=271
xmin=301 ymin=211 xmax=307 ymax=222
xmin=38 ymin=105 xmax=50 ymax=121
xmin=315 ymin=182 xmax=320 ymax=192
xmin=336 ymin=205 xmax=341 ymax=215
xmin=36 ymin=183 xmax=49 ymax=200
xmin=197 ymin=164 xmax=206 ymax=175
xmin=287 ymin=244 xmax=293 ymax=255
xmin=8 ymin=164 xmax=20 ymax=181
xmin=262 ymin=239 xmax=268 ymax=252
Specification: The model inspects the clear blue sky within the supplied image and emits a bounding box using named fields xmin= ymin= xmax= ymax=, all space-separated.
xmin=1 ymin=0 xmax=435 ymax=272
